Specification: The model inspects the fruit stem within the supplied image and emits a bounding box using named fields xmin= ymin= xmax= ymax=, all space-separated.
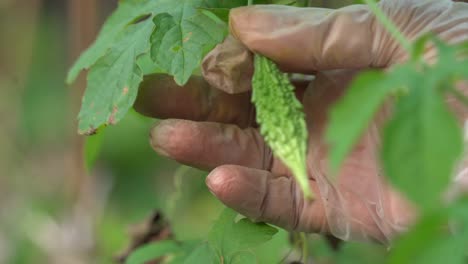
xmin=294 ymin=167 xmax=313 ymax=200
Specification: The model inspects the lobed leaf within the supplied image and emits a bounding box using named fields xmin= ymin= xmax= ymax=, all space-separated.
xmin=207 ymin=208 xmax=278 ymax=262
xmin=150 ymin=0 xmax=227 ymax=85
xmin=70 ymin=0 xmax=245 ymax=133
xmin=388 ymin=199 xmax=468 ymax=264
xmin=67 ymin=0 xmax=160 ymax=84
xmin=382 ymin=81 xmax=463 ymax=210
xmin=326 ymin=70 xmax=397 ymax=173
xmin=183 ymin=243 xmax=218 ymax=264
xmin=77 ymin=21 xmax=154 ymax=134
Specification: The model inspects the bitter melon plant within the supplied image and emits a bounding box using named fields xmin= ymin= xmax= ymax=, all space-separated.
xmin=252 ymin=55 xmax=312 ymax=198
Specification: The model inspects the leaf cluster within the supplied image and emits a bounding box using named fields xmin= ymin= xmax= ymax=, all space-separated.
xmin=125 ymin=208 xmax=278 ymax=264
xmin=68 ymin=0 xmax=248 ymax=134
xmin=327 ymin=38 xmax=468 ymax=263
xmin=327 ymin=38 xmax=468 ymax=210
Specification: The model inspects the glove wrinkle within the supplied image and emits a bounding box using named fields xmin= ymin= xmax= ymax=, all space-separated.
xmin=202 ymin=35 xmax=254 ymax=94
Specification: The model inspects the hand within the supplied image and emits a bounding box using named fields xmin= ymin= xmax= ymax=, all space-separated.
xmin=134 ymin=0 xmax=468 ymax=243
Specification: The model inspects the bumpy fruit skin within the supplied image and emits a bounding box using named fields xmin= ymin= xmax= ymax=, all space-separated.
xmin=252 ymin=54 xmax=312 ymax=199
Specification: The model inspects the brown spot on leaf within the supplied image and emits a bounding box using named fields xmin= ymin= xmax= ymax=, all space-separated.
xmin=183 ymin=32 xmax=192 ymax=43
xmin=123 ymin=87 xmax=129 ymax=95
xmin=82 ymin=126 xmax=98 ymax=136
xmin=108 ymin=106 xmax=118 ymax=125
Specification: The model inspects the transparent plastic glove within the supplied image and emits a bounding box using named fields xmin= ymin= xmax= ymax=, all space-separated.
xmin=134 ymin=0 xmax=468 ymax=243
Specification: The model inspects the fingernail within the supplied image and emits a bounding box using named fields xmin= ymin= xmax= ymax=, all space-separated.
xmin=229 ymin=7 xmax=249 ymax=40
xmin=150 ymin=120 xmax=176 ymax=157
xmin=206 ymin=171 xmax=219 ymax=193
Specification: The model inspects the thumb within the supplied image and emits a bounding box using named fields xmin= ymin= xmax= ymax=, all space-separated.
xmin=229 ymin=4 xmax=378 ymax=73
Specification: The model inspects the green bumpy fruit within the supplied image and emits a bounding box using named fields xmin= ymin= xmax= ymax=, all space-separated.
xmin=252 ymin=54 xmax=313 ymax=199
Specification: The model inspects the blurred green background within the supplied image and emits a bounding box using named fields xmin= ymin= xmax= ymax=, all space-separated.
xmin=0 ymin=0 xmax=392 ymax=263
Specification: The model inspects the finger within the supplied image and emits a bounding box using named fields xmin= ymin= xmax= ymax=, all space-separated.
xmin=206 ymin=165 xmax=326 ymax=233
xmin=149 ymin=119 xmax=271 ymax=171
xmin=229 ymin=5 xmax=379 ymax=73
xmin=134 ymin=74 xmax=253 ymax=127
xmin=135 ymin=73 xmax=309 ymax=123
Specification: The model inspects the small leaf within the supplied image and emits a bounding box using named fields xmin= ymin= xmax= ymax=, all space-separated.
xmin=77 ymin=20 xmax=154 ymax=134
xmin=67 ymin=0 xmax=159 ymax=84
xmin=198 ymin=8 xmax=230 ymax=24
xmin=382 ymin=82 xmax=463 ymax=210
xmin=150 ymin=0 xmax=227 ymax=85
xmin=336 ymin=242 xmax=387 ymax=264
xmin=326 ymin=67 xmax=410 ymax=173
xmin=411 ymin=34 xmax=432 ymax=62
xmin=208 ymin=208 xmax=278 ymax=258
xmin=226 ymin=218 xmax=278 ymax=254
xmin=388 ymin=208 xmax=465 ymax=264
xmin=125 ymin=241 xmax=181 ymax=264
xmin=183 ymin=243 xmax=218 ymax=264
xmin=208 ymin=208 xmax=237 ymax=249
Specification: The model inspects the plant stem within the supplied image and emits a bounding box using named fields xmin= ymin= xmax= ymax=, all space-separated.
xmin=300 ymin=233 xmax=308 ymax=262
xmin=248 ymin=0 xmax=253 ymax=6
xmin=362 ymin=0 xmax=412 ymax=54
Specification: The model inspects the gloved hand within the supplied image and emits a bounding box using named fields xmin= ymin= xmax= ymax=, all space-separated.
xmin=134 ymin=0 xmax=468 ymax=243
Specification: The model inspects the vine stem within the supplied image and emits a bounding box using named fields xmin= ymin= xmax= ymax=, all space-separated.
xmin=362 ymin=0 xmax=412 ymax=54
xmin=300 ymin=233 xmax=308 ymax=262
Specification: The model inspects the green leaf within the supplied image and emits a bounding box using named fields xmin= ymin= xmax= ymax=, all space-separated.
xmin=336 ymin=242 xmax=387 ymax=264
xmin=212 ymin=0 xmax=248 ymax=8
xmin=410 ymin=34 xmax=432 ymax=62
xmin=67 ymin=0 xmax=159 ymax=84
xmin=78 ymin=20 xmax=154 ymax=134
xmin=230 ymin=251 xmax=257 ymax=264
xmin=183 ymin=243 xmax=218 ymax=264
xmin=326 ymin=38 xmax=466 ymax=211
xmin=208 ymin=208 xmax=278 ymax=260
xmin=125 ymin=240 xmax=181 ymax=264
xmin=226 ymin=219 xmax=279 ymax=254
xmin=71 ymin=0 xmax=234 ymax=133
xmin=431 ymin=39 xmax=468 ymax=82
xmin=326 ymin=71 xmax=392 ymax=172
xmin=388 ymin=208 xmax=465 ymax=264
xmin=208 ymin=207 xmax=238 ymax=249
xmin=272 ymin=0 xmax=299 ymax=5
xmin=150 ymin=0 xmax=227 ymax=85
xmin=198 ymin=8 xmax=231 ymax=24
xmin=382 ymin=82 xmax=463 ymax=210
